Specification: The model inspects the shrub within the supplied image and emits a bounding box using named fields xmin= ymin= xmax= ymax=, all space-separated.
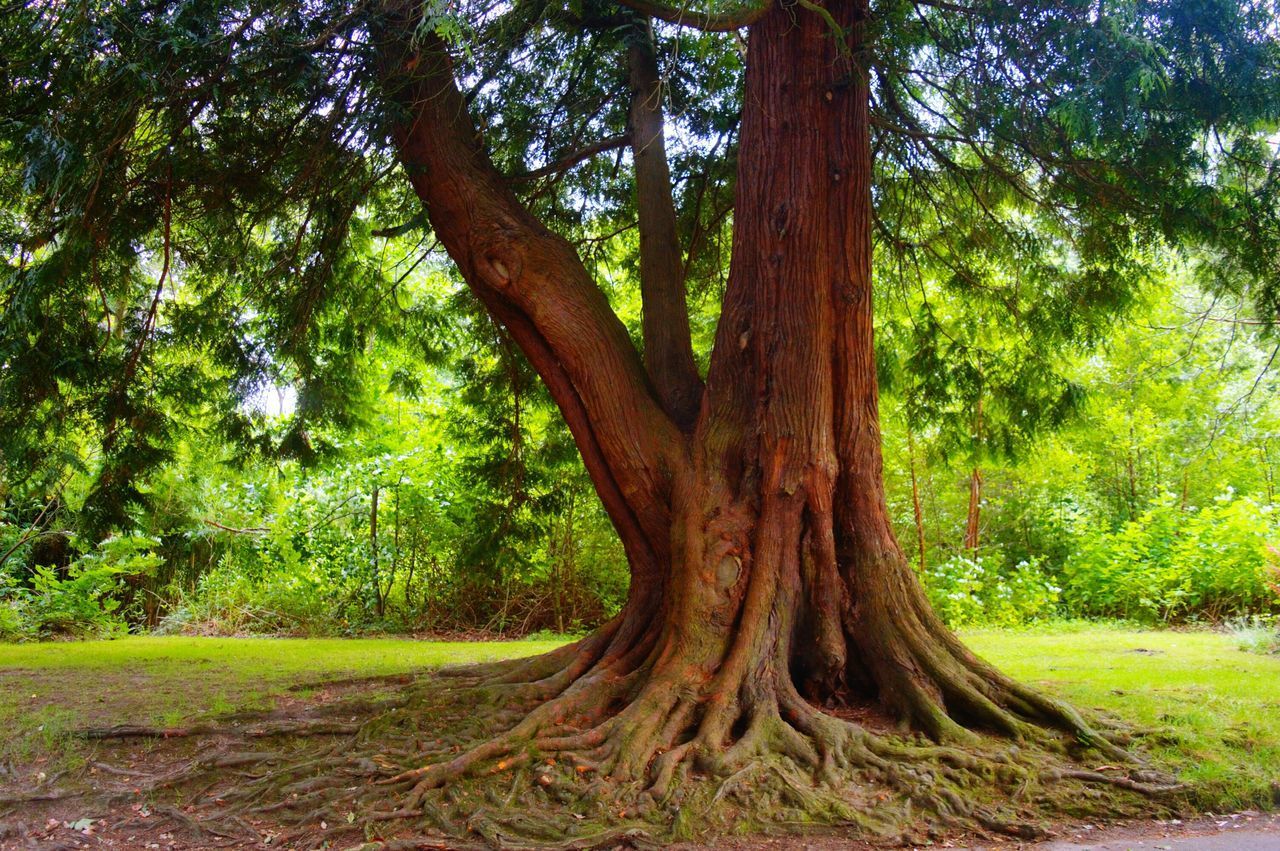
xmin=2 ymin=534 xmax=162 ymax=639
xmin=924 ymin=553 xmax=1060 ymax=627
xmin=158 ymin=553 xmax=338 ymax=636
xmin=0 ymin=598 xmax=28 ymax=641
xmin=1062 ymin=493 xmax=1280 ymax=623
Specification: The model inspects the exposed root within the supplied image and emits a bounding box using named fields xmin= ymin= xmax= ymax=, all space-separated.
xmin=8 ymin=622 xmax=1188 ymax=849
xmin=79 ymin=717 xmax=362 ymax=741
xmin=350 ymin=619 xmax=1185 ymax=845
xmin=79 ymin=723 xmax=219 ymax=740
xmin=1045 ymin=767 xmax=1184 ymax=795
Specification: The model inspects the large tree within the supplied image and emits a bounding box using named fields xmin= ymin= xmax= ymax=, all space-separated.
xmin=3 ymin=0 xmax=1279 ymax=838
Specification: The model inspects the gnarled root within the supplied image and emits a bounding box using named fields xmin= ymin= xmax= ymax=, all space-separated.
xmin=14 ymin=568 xmax=1182 ymax=851
xmin=344 ymin=598 xmax=1180 ymax=847
xmin=13 ymin=623 xmax=1183 ymax=851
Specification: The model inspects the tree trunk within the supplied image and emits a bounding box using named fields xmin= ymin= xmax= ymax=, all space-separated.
xmin=628 ymin=20 xmax=704 ymax=428
xmin=371 ymin=485 xmax=383 ymax=618
xmin=964 ymin=466 xmax=982 ymax=552
xmin=379 ymin=0 xmax=1131 ymax=813
xmin=908 ymin=427 xmax=927 ymax=574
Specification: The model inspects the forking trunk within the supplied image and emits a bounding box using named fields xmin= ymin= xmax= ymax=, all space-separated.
xmin=383 ymin=0 xmax=1140 ymax=810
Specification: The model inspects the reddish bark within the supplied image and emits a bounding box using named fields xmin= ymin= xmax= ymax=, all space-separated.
xmin=908 ymin=428 xmax=928 ymax=573
xmin=378 ymin=0 xmax=1130 ymax=801
xmin=628 ymin=22 xmax=704 ymax=428
xmin=964 ymin=466 xmax=983 ymax=552
xmin=965 ymin=398 xmax=984 ymax=551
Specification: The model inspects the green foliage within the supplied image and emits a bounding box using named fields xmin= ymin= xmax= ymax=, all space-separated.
xmin=924 ymin=554 xmax=1060 ymax=627
xmin=0 ymin=598 xmax=26 ymax=642
xmin=2 ymin=0 xmax=1279 ymax=641
xmin=1063 ymin=493 xmax=1280 ymax=623
xmin=165 ymin=555 xmax=339 ymax=635
xmin=2 ymin=0 xmax=1276 ymax=527
xmin=140 ymin=334 xmax=628 ymax=637
xmin=885 ymin=274 xmax=1280 ymax=626
xmin=0 ymin=534 xmax=161 ymax=640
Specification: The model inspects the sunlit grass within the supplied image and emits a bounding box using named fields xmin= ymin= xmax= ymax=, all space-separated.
xmin=0 ymin=636 xmax=563 ymax=769
xmin=962 ymin=625 xmax=1280 ymax=810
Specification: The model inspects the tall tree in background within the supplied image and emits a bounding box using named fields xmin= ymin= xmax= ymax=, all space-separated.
xmin=3 ymin=0 xmax=1279 ymax=830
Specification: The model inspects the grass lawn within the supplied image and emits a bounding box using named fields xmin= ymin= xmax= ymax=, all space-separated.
xmin=0 ymin=636 xmax=562 ymax=769
xmin=0 ymin=626 xmax=1276 ymax=812
xmin=963 ymin=624 xmax=1280 ymax=810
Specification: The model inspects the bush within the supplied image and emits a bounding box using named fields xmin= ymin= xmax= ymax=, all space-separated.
xmin=0 ymin=534 xmax=162 ymax=640
xmin=924 ymin=553 xmax=1060 ymax=627
xmin=0 ymin=598 xmax=27 ymax=641
xmin=155 ymin=463 xmax=631 ymax=638
xmin=1062 ymin=493 xmax=1280 ymax=623
xmin=158 ymin=553 xmax=339 ymax=636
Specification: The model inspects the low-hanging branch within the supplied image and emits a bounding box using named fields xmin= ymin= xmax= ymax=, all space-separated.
xmin=371 ymin=212 xmax=428 ymax=239
xmin=374 ymin=133 xmax=633 ymax=234
xmin=381 ymin=27 xmax=683 ymax=565
xmin=202 ymin=518 xmax=270 ymax=535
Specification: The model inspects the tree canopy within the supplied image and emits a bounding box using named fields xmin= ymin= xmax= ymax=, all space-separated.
xmin=3 ymin=0 xmax=1278 ymax=530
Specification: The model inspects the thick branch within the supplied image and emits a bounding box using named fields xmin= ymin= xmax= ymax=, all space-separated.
xmin=203 ymin=519 xmax=269 ymax=535
xmin=471 ymin=287 xmax=669 ymax=578
xmin=617 ymin=0 xmax=770 ymax=31
xmin=628 ymin=22 xmax=704 ymax=428
xmin=379 ymin=27 xmax=683 ymax=551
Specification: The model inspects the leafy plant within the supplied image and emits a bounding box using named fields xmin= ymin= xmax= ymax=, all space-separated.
xmin=1062 ymin=494 xmax=1280 ymax=623
xmin=13 ymin=535 xmax=161 ymax=638
xmin=924 ymin=554 xmax=1060 ymax=627
xmin=0 ymin=599 xmax=27 ymax=641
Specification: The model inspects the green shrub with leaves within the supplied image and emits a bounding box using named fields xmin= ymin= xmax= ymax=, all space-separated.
xmin=1063 ymin=493 xmax=1280 ymax=623
xmin=924 ymin=554 xmax=1060 ymax=627
xmin=162 ymin=553 xmax=337 ymax=635
xmin=0 ymin=568 xmax=29 ymax=641
xmin=2 ymin=534 xmax=162 ymax=639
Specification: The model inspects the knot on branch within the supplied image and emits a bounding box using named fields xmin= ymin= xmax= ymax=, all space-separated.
xmin=716 ymin=554 xmax=742 ymax=591
xmin=474 ymin=225 xmax=524 ymax=291
xmin=480 ymin=252 xmax=518 ymax=289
